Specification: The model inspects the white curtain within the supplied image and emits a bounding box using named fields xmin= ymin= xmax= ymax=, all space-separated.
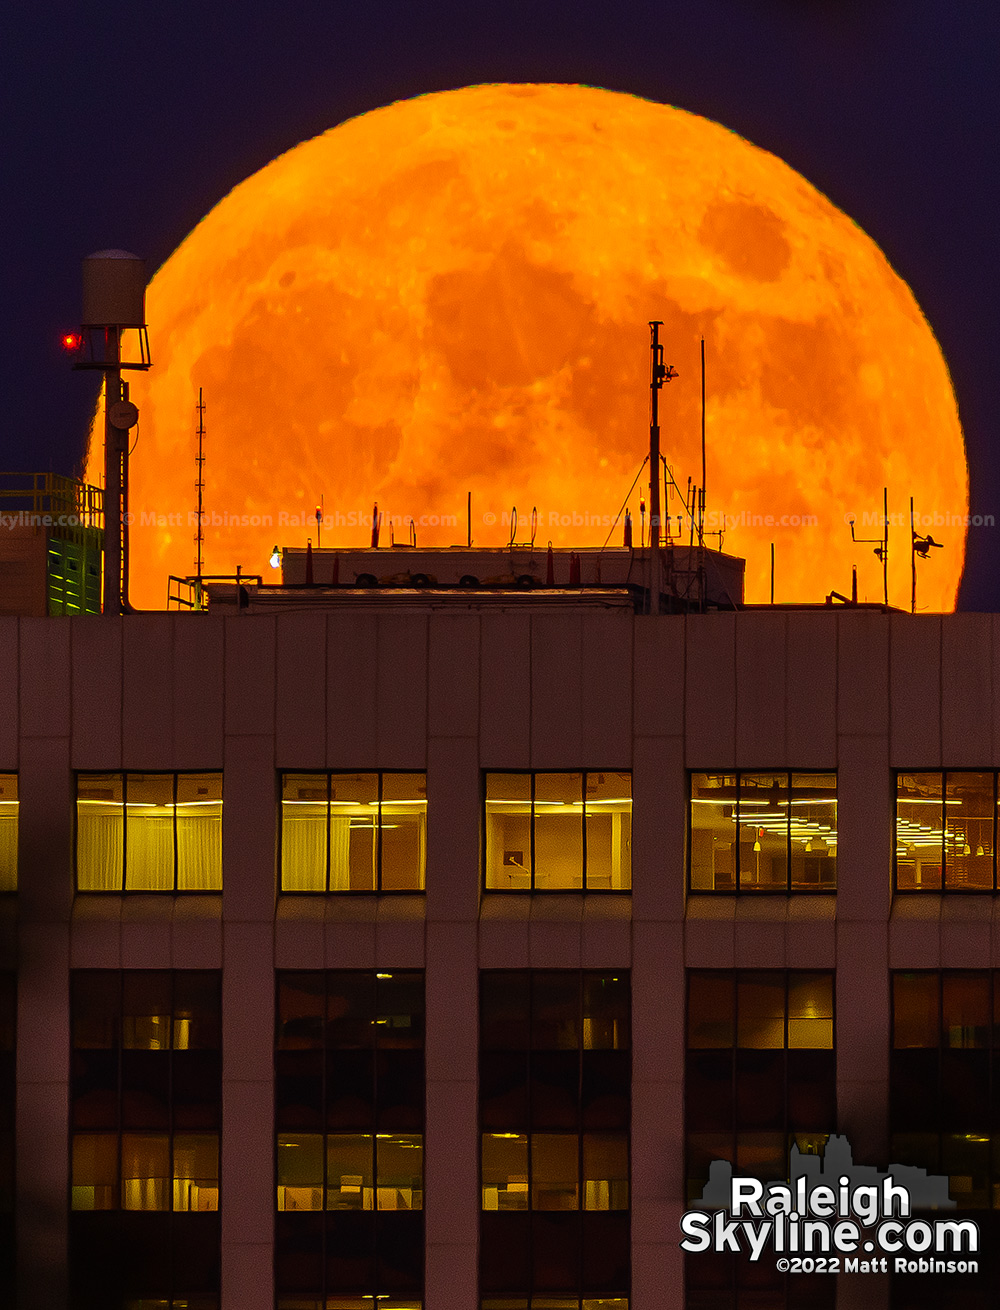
xmin=125 ymin=814 xmax=174 ymax=890
xmin=177 ymin=814 xmax=222 ymax=890
xmin=77 ymin=814 xmax=124 ymax=890
xmin=329 ymin=817 xmax=351 ymax=890
xmin=282 ymin=814 xmax=327 ymax=891
xmin=0 ymin=816 xmax=16 ymax=891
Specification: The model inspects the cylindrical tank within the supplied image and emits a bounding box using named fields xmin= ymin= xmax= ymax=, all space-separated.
xmin=81 ymin=250 xmax=146 ymax=327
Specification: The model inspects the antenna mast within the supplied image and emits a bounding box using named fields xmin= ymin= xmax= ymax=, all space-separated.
xmin=194 ymin=388 xmax=206 ymax=584
xmin=647 ymin=321 xmax=678 ymax=613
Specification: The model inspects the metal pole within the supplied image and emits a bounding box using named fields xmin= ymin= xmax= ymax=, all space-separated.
xmin=910 ymin=497 xmax=916 ymax=614
xmin=102 ymin=327 xmax=124 ymax=616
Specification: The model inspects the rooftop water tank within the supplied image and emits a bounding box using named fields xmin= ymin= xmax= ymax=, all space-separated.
xmin=81 ymin=250 xmax=146 ymax=327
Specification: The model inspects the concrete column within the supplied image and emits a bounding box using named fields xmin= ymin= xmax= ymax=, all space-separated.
xmin=424 ymin=734 xmax=480 ymax=1310
xmin=17 ymin=617 xmax=74 ymax=1310
xmin=220 ymin=732 xmax=277 ymax=1310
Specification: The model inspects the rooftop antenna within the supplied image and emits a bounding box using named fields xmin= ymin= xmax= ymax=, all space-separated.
xmin=849 ymin=486 xmax=889 ymax=606
xmin=648 ymin=321 xmax=678 ymax=614
xmin=467 ymin=491 xmax=472 ymax=548
xmin=770 ymin=542 xmax=775 ymax=605
xmin=194 ymin=388 xmax=206 ymax=588
xmin=910 ymin=495 xmax=943 ymax=612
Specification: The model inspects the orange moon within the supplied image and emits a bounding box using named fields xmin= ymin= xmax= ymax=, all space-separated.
xmin=89 ymin=83 xmax=967 ymax=610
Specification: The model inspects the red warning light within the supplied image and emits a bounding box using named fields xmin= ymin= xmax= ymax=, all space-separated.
xmin=61 ymin=332 xmax=83 ymax=352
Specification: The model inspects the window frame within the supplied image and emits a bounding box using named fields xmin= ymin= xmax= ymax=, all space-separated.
xmin=482 ymin=770 xmax=633 ymax=893
xmin=894 ymin=769 xmax=1000 ymax=893
xmin=687 ymin=769 xmax=838 ymax=895
xmin=74 ymin=770 xmax=223 ymax=894
xmin=478 ymin=969 xmax=632 ymax=1305
xmin=279 ymin=771 xmax=428 ymax=894
xmin=274 ymin=970 xmax=426 ymax=1304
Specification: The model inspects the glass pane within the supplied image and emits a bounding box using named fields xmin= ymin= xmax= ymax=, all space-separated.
xmin=277 ymin=1133 xmax=324 ymax=1211
xmin=582 ymin=973 xmax=630 ymax=1050
xmin=531 ymin=1133 xmax=579 ymax=1209
xmin=376 ymin=972 xmax=424 ymax=1048
xmin=329 ymin=774 xmax=377 ymax=892
xmin=737 ymin=975 xmax=785 ymax=1049
xmin=735 ymin=1131 xmax=786 ymax=1182
xmin=893 ymin=974 xmax=940 ymax=1048
xmin=173 ymin=972 xmax=221 ymax=1050
xmin=943 ymin=973 xmax=991 ymax=1048
xmin=282 ymin=774 xmax=328 ymax=892
xmin=585 ymin=772 xmax=632 ymax=890
xmin=121 ymin=1131 xmax=170 ymax=1209
xmin=0 ymin=774 xmax=17 ymax=892
xmin=176 ymin=773 xmax=222 ymax=891
xmin=945 ymin=773 xmax=994 ymax=890
xmin=789 ymin=773 xmax=837 ymax=891
xmin=326 ymin=1133 xmax=374 ymax=1209
xmin=126 ymin=774 xmax=175 ymax=891
xmin=380 ymin=774 xmax=427 ymax=891
xmin=787 ymin=973 xmax=833 ymax=1049
xmin=534 ymin=774 xmax=584 ymax=890
xmin=688 ymin=973 xmax=734 ymax=1049
xmin=690 ymin=773 xmax=736 ymax=891
xmin=278 ymin=973 xmax=326 ymax=1049
xmin=738 ymin=774 xmax=787 ymax=891
xmin=583 ymin=1132 xmax=629 ymax=1209
xmin=123 ymin=972 xmax=172 ymax=1049
xmin=376 ymin=1133 xmax=422 ymax=1210
xmin=532 ymin=973 xmax=579 ymax=1050
xmin=481 ymin=972 xmax=530 ymax=1050
xmin=485 ymin=774 xmax=532 ymax=890
xmin=77 ymin=772 xmax=124 ymax=891
xmin=896 ymin=773 xmax=943 ymax=890
xmin=173 ymin=1132 xmax=219 ymax=1211
xmin=481 ymin=1132 xmax=528 ymax=1210
xmin=71 ymin=1132 xmax=118 ymax=1209
xmin=72 ymin=972 xmax=120 ymax=1048
xmin=326 ymin=972 xmax=376 ymax=1048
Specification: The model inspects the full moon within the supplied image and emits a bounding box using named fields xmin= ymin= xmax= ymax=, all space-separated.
xmin=90 ymin=83 xmax=967 ymax=610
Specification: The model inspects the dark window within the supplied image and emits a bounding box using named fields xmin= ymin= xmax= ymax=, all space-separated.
xmin=76 ymin=773 xmax=222 ymax=892
xmin=896 ymin=772 xmax=998 ymax=891
xmin=689 ymin=772 xmax=837 ymax=893
xmin=69 ymin=971 xmax=221 ymax=1310
xmin=0 ymin=972 xmax=14 ymax=1306
xmin=484 ymin=773 xmax=632 ymax=891
xmin=480 ymin=971 xmax=630 ymax=1304
xmin=275 ymin=971 xmax=425 ymax=1304
xmin=685 ymin=970 xmax=836 ymax=1310
xmin=281 ymin=774 xmax=426 ymax=892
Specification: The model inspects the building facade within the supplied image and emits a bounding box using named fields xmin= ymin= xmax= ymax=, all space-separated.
xmin=3 ymin=604 xmax=1000 ymax=1309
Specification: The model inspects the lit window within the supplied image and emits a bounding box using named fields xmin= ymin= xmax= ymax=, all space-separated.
xmin=76 ymin=772 xmax=222 ymax=891
xmin=0 ymin=776 xmax=16 ymax=892
xmin=896 ymin=772 xmax=997 ymax=891
xmin=689 ymin=771 xmax=837 ymax=892
xmin=484 ymin=772 xmax=632 ymax=891
xmin=281 ymin=772 xmax=426 ymax=891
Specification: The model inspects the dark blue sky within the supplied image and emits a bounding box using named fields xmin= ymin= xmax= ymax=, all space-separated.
xmin=3 ymin=1 xmax=998 ymax=605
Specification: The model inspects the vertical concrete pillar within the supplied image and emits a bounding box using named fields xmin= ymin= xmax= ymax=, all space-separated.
xmin=424 ymin=736 xmax=480 ymax=1310
xmin=632 ymin=617 xmax=687 ymax=1310
xmin=221 ymin=616 xmax=278 ymax=1310
xmin=17 ymin=620 xmax=74 ymax=1310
